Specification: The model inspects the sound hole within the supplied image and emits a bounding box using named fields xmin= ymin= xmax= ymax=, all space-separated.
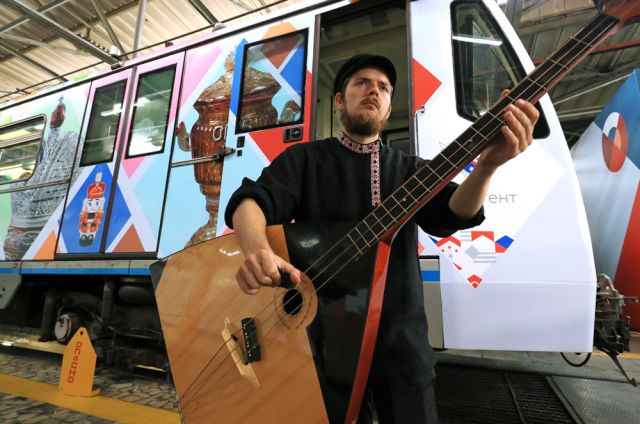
xmin=282 ymin=288 xmax=303 ymax=316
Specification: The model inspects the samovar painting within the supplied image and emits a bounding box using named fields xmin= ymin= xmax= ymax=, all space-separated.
xmin=177 ymin=50 xmax=282 ymax=247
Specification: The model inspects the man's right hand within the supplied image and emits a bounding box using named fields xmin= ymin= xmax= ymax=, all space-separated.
xmin=231 ymin=198 xmax=302 ymax=294
xmin=235 ymin=248 xmax=302 ymax=295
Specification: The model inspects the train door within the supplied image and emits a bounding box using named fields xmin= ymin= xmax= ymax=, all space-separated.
xmin=103 ymin=54 xmax=183 ymax=255
xmin=57 ymin=53 xmax=184 ymax=256
xmin=159 ymin=15 xmax=316 ymax=256
xmin=57 ymin=69 xmax=132 ymax=255
xmin=408 ymin=0 xmax=595 ymax=352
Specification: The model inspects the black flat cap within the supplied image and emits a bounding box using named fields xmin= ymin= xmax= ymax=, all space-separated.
xmin=332 ymin=53 xmax=396 ymax=95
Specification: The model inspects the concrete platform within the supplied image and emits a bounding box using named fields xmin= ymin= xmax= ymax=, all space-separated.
xmin=0 ymin=345 xmax=179 ymax=423
xmin=0 ymin=332 xmax=639 ymax=423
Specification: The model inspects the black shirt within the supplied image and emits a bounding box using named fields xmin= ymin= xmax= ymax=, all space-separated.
xmin=224 ymin=136 xmax=484 ymax=387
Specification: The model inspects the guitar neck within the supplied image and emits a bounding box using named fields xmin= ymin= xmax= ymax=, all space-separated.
xmin=340 ymin=10 xmax=623 ymax=260
xmin=304 ymin=5 xmax=634 ymax=284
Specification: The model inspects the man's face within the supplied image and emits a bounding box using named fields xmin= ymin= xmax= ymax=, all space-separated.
xmin=335 ymin=67 xmax=392 ymax=137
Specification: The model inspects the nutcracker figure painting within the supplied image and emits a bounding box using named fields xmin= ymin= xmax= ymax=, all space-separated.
xmin=78 ymin=171 xmax=106 ymax=246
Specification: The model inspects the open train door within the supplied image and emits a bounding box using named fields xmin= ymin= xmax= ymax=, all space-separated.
xmin=408 ymin=0 xmax=596 ymax=352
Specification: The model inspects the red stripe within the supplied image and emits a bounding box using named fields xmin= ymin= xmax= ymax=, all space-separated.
xmin=344 ymin=240 xmax=392 ymax=424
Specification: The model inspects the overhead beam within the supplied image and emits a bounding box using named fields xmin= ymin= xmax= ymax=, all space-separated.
xmin=553 ymin=72 xmax=632 ymax=106
xmin=1 ymin=0 xmax=118 ymax=64
xmin=230 ymin=0 xmax=253 ymax=13
xmin=0 ymin=42 xmax=67 ymax=82
xmin=89 ymin=0 xmax=126 ymax=57
xmin=519 ymin=8 xmax=596 ymax=36
xmin=556 ymin=106 xmax=604 ymax=121
xmin=0 ymin=32 xmax=91 ymax=56
xmin=504 ymin=0 xmax=524 ymax=34
xmin=0 ymin=0 xmax=139 ymax=69
xmin=65 ymin=3 xmax=111 ymax=43
xmin=187 ymin=0 xmax=219 ymax=25
xmin=0 ymin=0 xmax=70 ymax=34
xmin=132 ymin=0 xmax=147 ymax=58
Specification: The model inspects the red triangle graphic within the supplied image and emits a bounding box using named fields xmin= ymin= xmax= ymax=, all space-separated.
xmin=412 ymin=59 xmax=442 ymax=114
xmin=113 ymin=225 xmax=145 ymax=253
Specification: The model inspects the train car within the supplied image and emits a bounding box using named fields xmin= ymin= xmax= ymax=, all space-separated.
xmin=0 ymin=0 xmax=595 ymax=368
xmin=571 ymin=69 xmax=640 ymax=330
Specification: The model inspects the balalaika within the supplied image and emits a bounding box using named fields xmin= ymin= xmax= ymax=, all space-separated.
xmin=153 ymin=2 xmax=640 ymax=423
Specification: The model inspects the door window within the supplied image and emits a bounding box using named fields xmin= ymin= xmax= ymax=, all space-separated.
xmin=237 ymin=30 xmax=307 ymax=133
xmin=451 ymin=1 xmax=549 ymax=137
xmin=126 ymin=66 xmax=176 ymax=157
xmin=0 ymin=116 xmax=45 ymax=184
xmin=80 ymin=80 xmax=127 ymax=166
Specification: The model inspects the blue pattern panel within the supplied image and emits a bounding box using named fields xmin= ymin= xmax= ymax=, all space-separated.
xmin=60 ymin=165 xmax=115 ymax=253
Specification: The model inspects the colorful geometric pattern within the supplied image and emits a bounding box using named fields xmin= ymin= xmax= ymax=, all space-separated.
xmin=103 ymin=54 xmax=183 ymax=254
xmin=161 ymin=16 xmax=315 ymax=256
xmin=60 ymin=165 xmax=114 ymax=254
xmin=575 ymin=70 xmax=640 ymax=327
xmin=432 ymin=230 xmax=514 ymax=288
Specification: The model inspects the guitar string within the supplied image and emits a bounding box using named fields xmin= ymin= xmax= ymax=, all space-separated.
xmin=292 ymin=11 xmax=618 ymax=294
xmin=296 ymin=11 xmax=619 ymax=290
xmin=177 ymin=11 xmax=619 ymax=403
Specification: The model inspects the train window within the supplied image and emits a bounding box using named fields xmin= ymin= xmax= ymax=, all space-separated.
xmin=236 ymin=30 xmax=307 ymax=133
xmin=126 ymin=66 xmax=176 ymax=158
xmin=80 ymin=80 xmax=127 ymax=166
xmin=0 ymin=116 xmax=45 ymax=184
xmin=451 ymin=1 xmax=549 ymax=138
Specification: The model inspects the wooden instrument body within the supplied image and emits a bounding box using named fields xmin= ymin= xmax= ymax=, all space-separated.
xmin=155 ymin=223 xmax=379 ymax=423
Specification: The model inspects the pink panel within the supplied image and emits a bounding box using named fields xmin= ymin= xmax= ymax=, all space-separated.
xmin=122 ymin=156 xmax=144 ymax=178
xmin=181 ymin=46 xmax=222 ymax=109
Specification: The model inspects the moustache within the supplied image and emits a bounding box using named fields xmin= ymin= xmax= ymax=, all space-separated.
xmin=360 ymin=98 xmax=380 ymax=108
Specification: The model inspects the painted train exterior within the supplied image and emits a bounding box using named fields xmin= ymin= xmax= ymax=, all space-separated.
xmin=571 ymin=69 xmax=640 ymax=330
xmin=0 ymin=0 xmax=595 ymax=365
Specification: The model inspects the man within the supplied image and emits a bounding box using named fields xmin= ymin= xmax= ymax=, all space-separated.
xmin=224 ymin=54 xmax=539 ymax=423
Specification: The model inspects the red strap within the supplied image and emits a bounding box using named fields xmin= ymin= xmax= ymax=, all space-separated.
xmin=344 ymin=240 xmax=392 ymax=424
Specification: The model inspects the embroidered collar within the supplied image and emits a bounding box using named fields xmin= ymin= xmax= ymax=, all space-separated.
xmin=336 ymin=131 xmax=382 ymax=206
xmin=336 ymin=131 xmax=381 ymax=154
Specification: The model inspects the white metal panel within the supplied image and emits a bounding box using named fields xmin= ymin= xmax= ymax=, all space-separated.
xmin=409 ymin=0 xmax=596 ymax=352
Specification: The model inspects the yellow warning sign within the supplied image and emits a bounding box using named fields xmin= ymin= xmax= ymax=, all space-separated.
xmin=58 ymin=327 xmax=100 ymax=397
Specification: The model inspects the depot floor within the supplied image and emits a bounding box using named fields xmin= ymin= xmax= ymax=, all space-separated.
xmin=0 ymin=332 xmax=639 ymax=423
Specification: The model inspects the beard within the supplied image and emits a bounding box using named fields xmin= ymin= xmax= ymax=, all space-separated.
xmin=340 ymin=107 xmax=388 ymax=137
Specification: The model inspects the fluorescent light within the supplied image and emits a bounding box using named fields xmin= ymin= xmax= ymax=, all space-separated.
xmin=453 ymin=35 xmax=503 ymax=46
xmin=100 ymin=103 xmax=122 ymax=117
xmin=135 ymin=97 xmax=150 ymax=107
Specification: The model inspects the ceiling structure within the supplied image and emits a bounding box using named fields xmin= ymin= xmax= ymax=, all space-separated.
xmin=516 ymin=0 xmax=640 ymax=145
xmin=0 ymin=0 xmax=305 ymax=100
xmin=0 ymin=0 xmax=638 ymax=145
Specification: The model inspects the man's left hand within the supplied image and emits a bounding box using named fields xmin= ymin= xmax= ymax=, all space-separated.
xmin=477 ymin=89 xmax=540 ymax=171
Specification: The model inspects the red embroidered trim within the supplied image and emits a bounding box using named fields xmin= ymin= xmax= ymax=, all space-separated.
xmin=337 ymin=132 xmax=381 ymax=206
